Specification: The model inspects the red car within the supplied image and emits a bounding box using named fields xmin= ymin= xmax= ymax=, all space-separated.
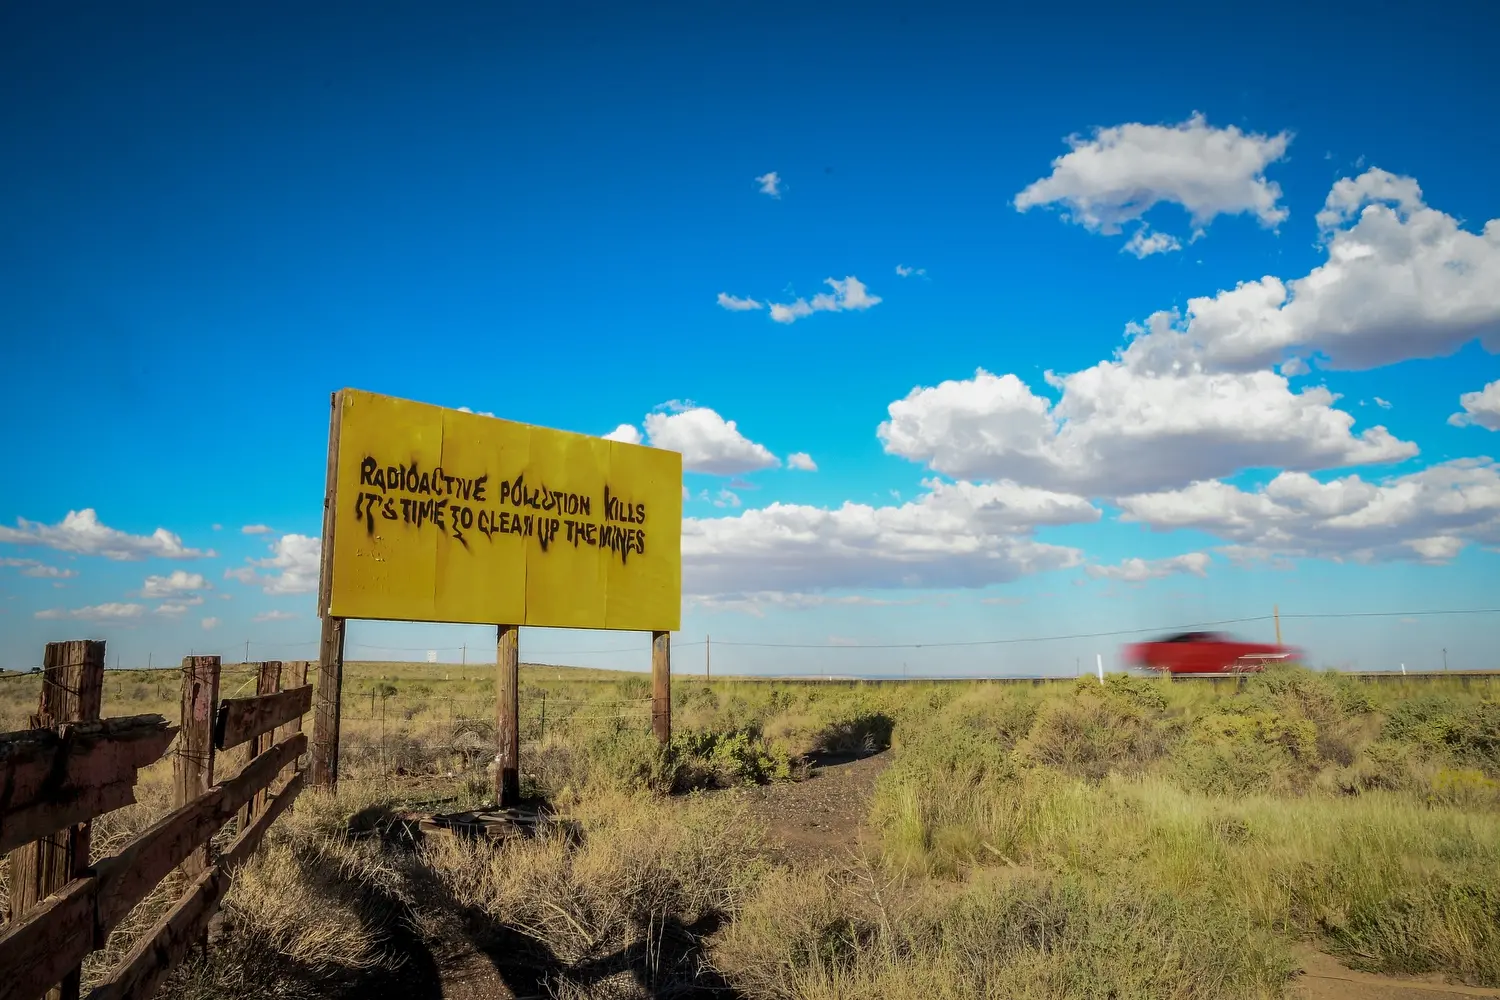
xmin=1121 ymin=631 xmax=1299 ymax=675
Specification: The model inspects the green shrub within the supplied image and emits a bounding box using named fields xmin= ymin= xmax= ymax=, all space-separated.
xmin=1016 ymin=690 xmax=1171 ymax=781
xmin=670 ymin=728 xmax=794 ymax=788
xmin=812 ymin=712 xmax=894 ymax=755
xmin=1383 ymin=696 xmax=1500 ymax=774
xmin=1172 ymin=710 xmax=1318 ymax=796
xmin=614 ymin=675 xmax=651 ymax=702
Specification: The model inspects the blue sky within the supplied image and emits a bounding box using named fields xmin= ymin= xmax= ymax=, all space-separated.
xmin=2 ymin=1 xmax=1498 ymax=676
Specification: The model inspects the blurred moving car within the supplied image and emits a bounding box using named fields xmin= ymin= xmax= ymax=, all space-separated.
xmin=1121 ymin=631 xmax=1299 ymax=675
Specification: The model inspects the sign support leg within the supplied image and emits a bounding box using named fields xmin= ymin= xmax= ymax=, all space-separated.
xmin=311 ymin=616 xmax=345 ymax=790
xmin=497 ymin=624 xmax=520 ymax=806
xmin=652 ymin=630 xmax=671 ymax=744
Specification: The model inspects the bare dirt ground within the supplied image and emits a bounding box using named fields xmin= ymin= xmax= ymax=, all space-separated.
xmin=730 ymin=749 xmax=892 ymax=865
xmin=1293 ymin=952 xmax=1500 ymax=1000
xmin=373 ymin=752 xmax=1500 ymax=1000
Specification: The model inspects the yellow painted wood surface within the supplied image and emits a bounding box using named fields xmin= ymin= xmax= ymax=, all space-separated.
xmin=328 ymin=389 xmax=681 ymax=631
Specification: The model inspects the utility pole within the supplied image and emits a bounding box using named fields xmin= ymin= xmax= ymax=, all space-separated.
xmin=1274 ymin=605 xmax=1282 ymax=646
xmin=1443 ymin=648 xmax=1449 ymax=672
xmin=245 ymin=639 xmax=251 ymax=665
xmin=706 ymin=634 xmax=711 ymax=683
xmin=148 ymin=652 xmax=152 ymax=670
xmin=462 ymin=643 xmax=466 ymax=666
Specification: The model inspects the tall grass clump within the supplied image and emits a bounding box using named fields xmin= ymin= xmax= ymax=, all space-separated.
xmin=864 ymin=668 xmax=1500 ymax=986
xmin=713 ymin=860 xmax=1295 ymax=999
xmin=423 ymin=791 xmax=767 ymax=993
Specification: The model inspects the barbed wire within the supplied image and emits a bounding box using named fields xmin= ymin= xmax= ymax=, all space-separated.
xmin=7 ymin=607 xmax=1495 ymax=675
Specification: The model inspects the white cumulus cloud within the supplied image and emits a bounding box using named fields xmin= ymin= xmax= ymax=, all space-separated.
xmin=1122 ymin=228 xmax=1183 ymax=258
xmin=140 ymin=570 xmax=209 ymax=598
xmin=602 ymin=423 xmax=643 ymax=445
xmin=642 ymin=407 xmax=779 ymax=475
xmin=1449 ymin=380 xmax=1500 ymax=431
xmin=0 ymin=509 xmax=213 ymax=561
xmin=0 ymin=558 xmax=77 ymax=579
xmin=241 ymin=524 xmax=274 ymax=535
xmin=1124 ymin=169 xmax=1500 ymax=372
xmin=786 ymin=452 xmax=818 ymax=472
xmin=895 ymin=264 xmax=927 ymax=277
xmin=683 ymin=479 xmax=1097 ymax=596
xmin=35 ymin=602 xmax=144 ymax=621
xmin=1117 ymin=459 xmax=1500 ymax=564
xmin=755 ymin=171 xmax=783 ymax=198
xmin=877 ymin=366 xmax=1414 ymax=497
xmin=226 ymin=534 xmax=321 ymax=595
xmin=717 ymin=292 xmax=764 ymax=312
xmin=201 ymin=617 xmax=220 ymax=631
xmin=1014 ymin=112 xmax=1291 ymax=246
xmin=154 ymin=596 xmax=206 ymax=616
xmin=688 ymin=591 xmax=925 ymax=617
xmin=253 ymin=610 xmax=299 ymax=622
xmin=769 ymin=276 xmax=881 ymax=324
xmin=1085 ymin=552 xmax=1211 ymax=581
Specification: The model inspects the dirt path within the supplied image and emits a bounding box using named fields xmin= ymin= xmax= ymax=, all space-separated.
xmin=1293 ymin=953 xmax=1500 ymax=1000
xmin=729 ymin=749 xmax=891 ymax=865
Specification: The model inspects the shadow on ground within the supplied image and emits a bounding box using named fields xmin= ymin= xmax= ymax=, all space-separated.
xmin=335 ymin=802 xmax=744 ymax=1000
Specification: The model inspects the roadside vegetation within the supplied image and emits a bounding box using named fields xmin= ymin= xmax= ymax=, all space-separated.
xmin=1 ymin=662 xmax=1496 ymax=998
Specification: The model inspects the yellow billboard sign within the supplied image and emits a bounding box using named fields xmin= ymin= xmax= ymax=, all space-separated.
xmin=324 ymin=389 xmax=681 ymax=631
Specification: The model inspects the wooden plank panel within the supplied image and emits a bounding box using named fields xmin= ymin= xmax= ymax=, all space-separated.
xmin=242 ymin=662 xmax=281 ymax=826
xmin=0 ymin=877 xmax=97 ymax=1000
xmin=85 ymin=774 xmax=305 ymax=1000
xmin=1 ymin=780 xmax=138 ymax=860
xmin=94 ymin=734 xmax=305 ymax=931
xmin=274 ymin=662 xmax=309 ymax=784
xmin=220 ymin=772 xmax=303 ymax=870
xmin=82 ymin=868 xmax=223 ymax=1000
xmin=0 ymin=731 xmax=310 ymax=994
xmin=0 ymin=716 xmax=175 ymax=854
xmin=212 ymin=685 xmax=312 ymax=751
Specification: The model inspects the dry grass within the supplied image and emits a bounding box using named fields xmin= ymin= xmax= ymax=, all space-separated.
xmin=2 ymin=662 xmax=1498 ymax=998
xmin=422 ymin=790 xmax=767 ymax=991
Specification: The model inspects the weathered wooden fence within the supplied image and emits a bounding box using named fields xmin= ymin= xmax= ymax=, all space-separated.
xmin=0 ymin=642 xmax=313 ymax=1000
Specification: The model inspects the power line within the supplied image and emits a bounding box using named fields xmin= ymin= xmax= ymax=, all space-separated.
xmin=175 ymin=607 xmax=1499 ymax=662
xmin=704 ymin=608 xmax=1500 ymax=651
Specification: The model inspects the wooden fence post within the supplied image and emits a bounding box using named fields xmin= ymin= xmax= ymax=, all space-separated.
xmin=176 ymin=655 xmax=220 ymax=878
xmin=276 ymin=660 xmax=310 ymax=783
xmin=241 ymin=662 xmax=281 ymax=826
xmin=652 ymin=631 xmax=671 ymax=745
xmin=496 ymin=624 xmax=520 ymax=807
xmin=5 ymin=639 xmax=105 ymax=1000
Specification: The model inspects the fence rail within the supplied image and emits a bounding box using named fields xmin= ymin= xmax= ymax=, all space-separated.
xmin=0 ymin=646 xmax=313 ymax=1000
